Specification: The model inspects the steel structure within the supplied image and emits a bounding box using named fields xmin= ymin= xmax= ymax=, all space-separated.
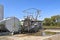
xmin=23 ymin=8 xmax=41 ymax=20
xmin=0 ymin=5 xmax=4 ymax=21
xmin=22 ymin=8 xmax=42 ymax=33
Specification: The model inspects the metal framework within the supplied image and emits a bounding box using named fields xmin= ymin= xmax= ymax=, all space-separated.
xmin=23 ymin=8 xmax=41 ymax=20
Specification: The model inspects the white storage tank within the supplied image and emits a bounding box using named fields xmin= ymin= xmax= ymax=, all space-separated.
xmin=0 ymin=17 xmax=21 ymax=33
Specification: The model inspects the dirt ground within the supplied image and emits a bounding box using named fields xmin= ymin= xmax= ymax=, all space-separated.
xmin=0 ymin=34 xmax=48 ymax=40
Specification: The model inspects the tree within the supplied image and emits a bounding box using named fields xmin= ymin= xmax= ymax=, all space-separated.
xmin=43 ymin=15 xmax=60 ymax=26
xmin=51 ymin=15 xmax=60 ymax=26
xmin=43 ymin=18 xmax=51 ymax=26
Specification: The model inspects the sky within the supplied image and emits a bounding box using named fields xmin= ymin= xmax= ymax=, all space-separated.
xmin=0 ymin=0 xmax=60 ymax=20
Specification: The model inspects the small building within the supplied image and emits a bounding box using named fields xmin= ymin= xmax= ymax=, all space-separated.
xmin=56 ymin=16 xmax=60 ymax=22
xmin=56 ymin=18 xmax=60 ymax=22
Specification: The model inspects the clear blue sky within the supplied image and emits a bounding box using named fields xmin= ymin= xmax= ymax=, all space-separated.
xmin=0 ymin=0 xmax=60 ymax=20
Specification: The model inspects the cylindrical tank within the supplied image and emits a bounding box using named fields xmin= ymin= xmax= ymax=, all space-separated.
xmin=0 ymin=17 xmax=21 ymax=33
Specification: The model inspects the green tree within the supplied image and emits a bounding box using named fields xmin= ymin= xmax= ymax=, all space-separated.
xmin=43 ymin=15 xmax=60 ymax=26
xmin=51 ymin=15 xmax=60 ymax=26
xmin=43 ymin=18 xmax=51 ymax=26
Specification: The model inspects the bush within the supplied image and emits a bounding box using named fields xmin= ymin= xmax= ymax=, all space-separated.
xmin=57 ymin=22 xmax=60 ymax=26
